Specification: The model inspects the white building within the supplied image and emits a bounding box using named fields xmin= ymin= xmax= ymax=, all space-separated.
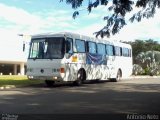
xmin=0 ymin=32 xmax=30 ymax=75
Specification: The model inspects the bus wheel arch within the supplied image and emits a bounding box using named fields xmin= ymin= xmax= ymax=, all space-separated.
xmin=117 ymin=68 xmax=122 ymax=80
xmin=73 ymin=68 xmax=86 ymax=86
xmin=111 ymin=68 xmax=122 ymax=82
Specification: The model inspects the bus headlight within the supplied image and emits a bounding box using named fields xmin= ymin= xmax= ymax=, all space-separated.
xmin=53 ymin=77 xmax=58 ymax=80
xmin=28 ymin=76 xmax=34 ymax=79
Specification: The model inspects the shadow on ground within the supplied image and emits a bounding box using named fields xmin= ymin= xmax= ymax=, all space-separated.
xmin=0 ymin=79 xmax=160 ymax=114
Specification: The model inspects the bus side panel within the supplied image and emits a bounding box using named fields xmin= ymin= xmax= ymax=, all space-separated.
xmin=86 ymin=64 xmax=98 ymax=80
xmin=63 ymin=52 xmax=110 ymax=81
xmin=108 ymin=54 xmax=133 ymax=79
xmin=85 ymin=53 xmax=109 ymax=80
xmin=62 ymin=53 xmax=87 ymax=82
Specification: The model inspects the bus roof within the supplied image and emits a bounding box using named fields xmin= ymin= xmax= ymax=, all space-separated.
xmin=31 ymin=32 xmax=131 ymax=48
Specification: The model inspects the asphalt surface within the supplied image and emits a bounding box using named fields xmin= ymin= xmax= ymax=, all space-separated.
xmin=0 ymin=78 xmax=160 ymax=115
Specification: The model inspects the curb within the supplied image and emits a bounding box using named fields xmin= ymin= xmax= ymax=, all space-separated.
xmin=0 ymin=76 xmax=159 ymax=90
xmin=124 ymin=76 xmax=160 ymax=79
xmin=0 ymin=85 xmax=16 ymax=90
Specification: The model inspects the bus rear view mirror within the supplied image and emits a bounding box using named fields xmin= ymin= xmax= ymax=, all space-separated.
xmin=23 ymin=43 xmax=25 ymax=52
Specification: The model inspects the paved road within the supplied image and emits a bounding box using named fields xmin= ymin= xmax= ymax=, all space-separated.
xmin=0 ymin=78 xmax=160 ymax=114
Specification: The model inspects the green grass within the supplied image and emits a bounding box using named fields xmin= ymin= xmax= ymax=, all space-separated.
xmin=0 ymin=75 xmax=43 ymax=87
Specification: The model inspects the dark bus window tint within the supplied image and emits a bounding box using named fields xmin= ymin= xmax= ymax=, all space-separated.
xmin=88 ymin=42 xmax=96 ymax=54
xmin=97 ymin=43 xmax=106 ymax=55
xmin=120 ymin=47 xmax=122 ymax=56
xmin=106 ymin=44 xmax=114 ymax=56
xmin=65 ymin=38 xmax=73 ymax=54
xmin=75 ymin=39 xmax=85 ymax=52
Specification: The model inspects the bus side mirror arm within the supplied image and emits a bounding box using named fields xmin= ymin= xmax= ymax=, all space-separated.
xmin=23 ymin=43 xmax=25 ymax=52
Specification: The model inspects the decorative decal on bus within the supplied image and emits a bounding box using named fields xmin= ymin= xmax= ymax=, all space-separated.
xmin=86 ymin=53 xmax=107 ymax=65
xmin=27 ymin=32 xmax=132 ymax=86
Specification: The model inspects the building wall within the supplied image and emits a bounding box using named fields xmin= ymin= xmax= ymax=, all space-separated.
xmin=0 ymin=32 xmax=30 ymax=75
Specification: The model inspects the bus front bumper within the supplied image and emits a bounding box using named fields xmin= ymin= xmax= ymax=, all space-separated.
xmin=27 ymin=75 xmax=63 ymax=81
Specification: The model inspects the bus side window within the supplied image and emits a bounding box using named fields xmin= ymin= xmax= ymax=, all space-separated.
xmin=65 ymin=38 xmax=73 ymax=54
xmin=87 ymin=41 xmax=96 ymax=54
xmin=129 ymin=49 xmax=132 ymax=57
xmin=122 ymin=48 xmax=130 ymax=57
xmin=120 ymin=47 xmax=122 ymax=56
xmin=97 ymin=43 xmax=106 ymax=55
xmin=126 ymin=48 xmax=128 ymax=57
xmin=106 ymin=44 xmax=109 ymax=55
xmin=112 ymin=46 xmax=115 ymax=56
xmin=86 ymin=42 xmax=89 ymax=52
xmin=75 ymin=39 xmax=86 ymax=52
xmin=115 ymin=46 xmax=121 ymax=56
xmin=106 ymin=44 xmax=114 ymax=56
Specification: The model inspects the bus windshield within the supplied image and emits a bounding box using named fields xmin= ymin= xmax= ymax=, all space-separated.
xmin=29 ymin=37 xmax=65 ymax=59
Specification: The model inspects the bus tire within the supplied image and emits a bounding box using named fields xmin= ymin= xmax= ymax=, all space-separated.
xmin=45 ymin=80 xmax=55 ymax=87
xmin=73 ymin=69 xmax=85 ymax=86
xmin=111 ymin=69 xmax=122 ymax=82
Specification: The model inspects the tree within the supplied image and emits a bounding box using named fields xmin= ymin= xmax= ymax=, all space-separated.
xmin=122 ymin=39 xmax=160 ymax=64
xmin=60 ymin=0 xmax=160 ymax=38
xmin=136 ymin=51 xmax=160 ymax=75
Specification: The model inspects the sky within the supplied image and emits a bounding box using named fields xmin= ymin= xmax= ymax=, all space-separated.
xmin=0 ymin=0 xmax=160 ymax=43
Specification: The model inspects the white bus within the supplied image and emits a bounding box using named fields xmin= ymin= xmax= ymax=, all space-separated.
xmin=26 ymin=32 xmax=132 ymax=86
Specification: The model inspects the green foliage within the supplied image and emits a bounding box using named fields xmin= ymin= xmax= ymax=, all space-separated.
xmin=124 ymin=39 xmax=160 ymax=63
xmin=132 ymin=64 xmax=143 ymax=75
xmin=143 ymin=67 xmax=150 ymax=75
xmin=125 ymin=39 xmax=160 ymax=76
xmin=61 ymin=0 xmax=160 ymax=38
xmin=134 ymin=50 xmax=160 ymax=76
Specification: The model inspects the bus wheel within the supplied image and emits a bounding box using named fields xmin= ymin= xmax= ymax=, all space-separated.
xmin=111 ymin=69 xmax=122 ymax=82
xmin=45 ymin=80 xmax=55 ymax=87
xmin=73 ymin=70 xmax=85 ymax=86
